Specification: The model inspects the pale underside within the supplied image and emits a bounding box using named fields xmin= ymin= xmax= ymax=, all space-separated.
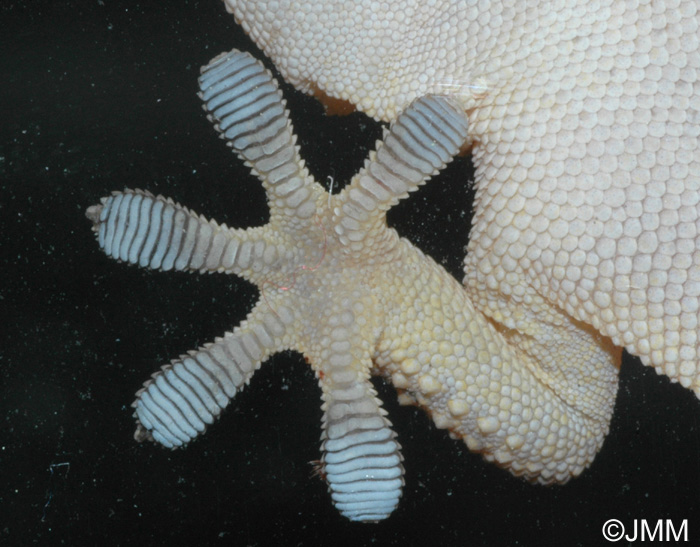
xmin=222 ymin=0 xmax=700 ymax=497
xmin=224 ymin=0 xmax=700 ymax=390
xmin=88 ymin=0 xmax=700 ymax=523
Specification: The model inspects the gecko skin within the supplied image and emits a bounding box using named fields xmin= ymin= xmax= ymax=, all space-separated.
xmin=89 ymin=50 xmax=476 ymax=521
xmin=223 ymin=0 xmax=700 ymax=468
xmin=87 ymin=0 xmax=700 ymax=522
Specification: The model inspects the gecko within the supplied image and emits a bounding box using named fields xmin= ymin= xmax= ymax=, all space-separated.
xmin=87 ymin=0 xmax=700 ymax=521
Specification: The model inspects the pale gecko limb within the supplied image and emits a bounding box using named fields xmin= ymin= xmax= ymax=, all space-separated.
xmin=133 ymin=302 xmax=294 ymax=447
xmin=312 ymin=307 xmax=404 ymax=522
xmin=86 ymin=190 xmax=290 ymax=279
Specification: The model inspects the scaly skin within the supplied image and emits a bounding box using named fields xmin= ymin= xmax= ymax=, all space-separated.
xmin=96 ymin=51 xmax=591 ymax=521
xmin=89 ymin=0 xmax=700 ymax=520
xmin=223 ymin=0 xmax=699 ymax=455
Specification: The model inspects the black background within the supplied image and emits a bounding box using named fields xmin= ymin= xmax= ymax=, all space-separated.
xmin=2 ymin=1 xmax=699 ymax=545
